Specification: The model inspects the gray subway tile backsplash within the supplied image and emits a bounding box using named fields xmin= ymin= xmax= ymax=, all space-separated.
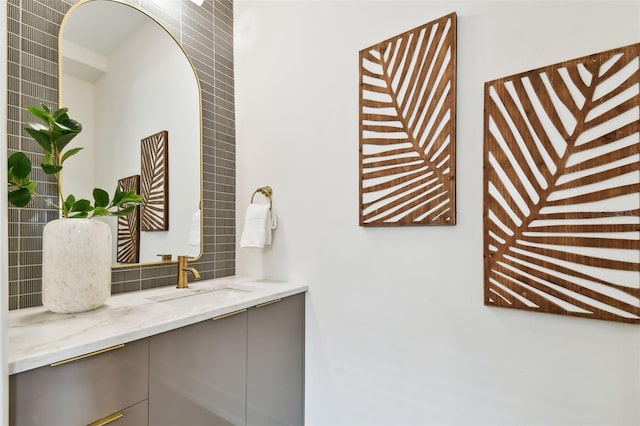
xmin=8 ymin=0 xmax=235 ymax=309
xmin=9 ymin=297 xmax=19 ymax=311
xmin=22 ymin=1 xmax=65 ymax=23
xmin=19 ymin=293 xmax=42 ymax=308
xmin=18 ymin=278 xmax=43 ymax=296
xmin=8 ymin=267 xmax=18 ymax=283
xmin=111 ymin=281 xmax=143 ymax=295
xmin=141 ymin=276 xmax=175 ymax=290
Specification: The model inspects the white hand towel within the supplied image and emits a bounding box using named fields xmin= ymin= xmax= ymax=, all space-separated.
xmin=240 ymin=203 xmax=273 ymax=248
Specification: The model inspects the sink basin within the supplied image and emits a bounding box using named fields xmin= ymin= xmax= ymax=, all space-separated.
xmin=147 ymin=286 xmax=253 ymax=308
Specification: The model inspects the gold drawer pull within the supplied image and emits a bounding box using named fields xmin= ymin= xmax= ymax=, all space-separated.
xmin=212 ymin=308 xmax=247 ymax=320
xmin=50 ymin=344 xmax=125 ymax=367
xmin=87 ymin=411 xmax=124 ymax=426
xmin=255 ymin=298 xmax=281 ymax=308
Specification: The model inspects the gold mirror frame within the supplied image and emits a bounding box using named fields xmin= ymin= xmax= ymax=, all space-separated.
xmin=58 ymin=0 xmax=204 ymax=268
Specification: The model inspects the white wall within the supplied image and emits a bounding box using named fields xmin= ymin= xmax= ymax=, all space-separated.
xmin=234 ymin=1 xmax=640 ymax=424
xmin=61 ymin=74 xmax=96 ymax=201
xmin=63 ymin=20 xmax=201 ymax=262
xmin=95 ymin=21 xmax=200 ymax=261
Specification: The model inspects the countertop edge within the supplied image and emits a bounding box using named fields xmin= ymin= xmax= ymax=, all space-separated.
xmin=8 ymin=277 xmax=307 ymax=374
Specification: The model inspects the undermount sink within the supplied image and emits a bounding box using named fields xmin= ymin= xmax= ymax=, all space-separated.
xmin=147 ymin=285 xmax=253 ymax=308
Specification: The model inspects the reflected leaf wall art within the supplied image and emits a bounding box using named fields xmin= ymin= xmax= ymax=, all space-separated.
xmin=117 ymin=175 xmax=141 ymax=263
xmin=141 ymin=130 xmax=169 ymax=231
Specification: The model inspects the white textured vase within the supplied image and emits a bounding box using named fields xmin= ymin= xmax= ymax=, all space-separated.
xmin=42 ymin=219 xmax=112 ymax=313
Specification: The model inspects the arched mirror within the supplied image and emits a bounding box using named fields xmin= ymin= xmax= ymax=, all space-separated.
xmin=59 ymin=0 xmax=202 ymax=265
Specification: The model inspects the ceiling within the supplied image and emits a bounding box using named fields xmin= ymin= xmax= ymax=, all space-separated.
xmin=62 ymin=1 xmax=148 ymax=56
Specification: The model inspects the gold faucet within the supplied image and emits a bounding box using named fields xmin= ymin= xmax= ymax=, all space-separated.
xmin=177 ymin=256 xmax=201 ymax=288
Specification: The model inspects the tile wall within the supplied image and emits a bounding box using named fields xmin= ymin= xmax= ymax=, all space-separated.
xmin=7 ymin=0 xmax=235 ymax=309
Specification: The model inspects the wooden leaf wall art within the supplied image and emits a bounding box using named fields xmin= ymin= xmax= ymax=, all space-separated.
xmin=483 ymin=43 xmax=640 ymax=324
xmin=117 ymin=175 xmax=140 ymax=263
xmin=141 ymin=130 xmax=169 ymax=231
xmin=359 ymin=13 xmax=457 ymax=226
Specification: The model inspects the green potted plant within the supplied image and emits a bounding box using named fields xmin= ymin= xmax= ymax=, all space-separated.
xmin=7 ymin=104 xmax=142 ymax=313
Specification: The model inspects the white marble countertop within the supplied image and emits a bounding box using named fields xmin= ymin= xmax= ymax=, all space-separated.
xmin=8 ymin=276 xmax=307 ymax=375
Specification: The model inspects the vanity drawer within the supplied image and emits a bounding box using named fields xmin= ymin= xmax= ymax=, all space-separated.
xmin=90 ymin=399 xmax=148 ymax=426
xmin=9 ymin=338 xmax=149 ymax=426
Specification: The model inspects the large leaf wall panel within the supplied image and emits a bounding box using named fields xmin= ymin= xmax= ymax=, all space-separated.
xmin=359 ymin=13 xmax=457 ymax=226
xmin=483 ymin=43 xmax=640 ymax=324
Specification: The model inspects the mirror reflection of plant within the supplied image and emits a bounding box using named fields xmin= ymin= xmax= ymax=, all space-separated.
xmin=7 ymin=104 xmax=142 ymax=218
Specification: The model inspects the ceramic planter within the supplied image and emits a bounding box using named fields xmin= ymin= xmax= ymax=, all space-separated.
xmin=42 ymin=218 xmax=112 ymax=313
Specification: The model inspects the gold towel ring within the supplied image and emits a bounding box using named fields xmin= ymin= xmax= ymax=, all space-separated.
xmin=251 ymin=186 xmax=273 ymax=209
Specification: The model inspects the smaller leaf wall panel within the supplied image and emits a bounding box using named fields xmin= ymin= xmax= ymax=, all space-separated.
xmin=359 ymin=12 xmax=457 ymax=226
xmin=117 ymin=175 xmax=141 ymax=263
xmin=141 ymin=130 xmax=169 ymax=231
xmin=483 ymin=43 xmax=640 ymax=324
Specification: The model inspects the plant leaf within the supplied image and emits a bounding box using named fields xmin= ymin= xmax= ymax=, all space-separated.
xmin=8 ymin=152 xmax=31 ymax=180
xmin=41 ymin=164 xmax=62 ymax=175
xmin=63 ymin=195 xmax=75 ymax=214
xmin=112 ymin=205 xmax=137 ymax=216
xmin=24 ymin=127 xmax=52 ymax=153
xmin=112 ymin=185 xmax=125 ymax=205
xmin=43 ymin=152 xmax=55 ymax=166
xmin=71 ymin=198 xmax=92 ymax=213
xmin=8 ymin=188 xmax=32 ymax=207
xmin=93 ymin=188 xmax=109 ymax=208
xmin=54 ymin=132 xmax=81 ymax=152
xmin=52 ymin=107 xmax=69 ymax=121
xmin=57 ymin=116 xmax=82 ymax=132
xmin=69 ymin=212 xmax=89 ymax=219
xmin=61 ymin=147 xmax=83 ymax=164
xmin=26 ymin=105 xmax=51 ymax=124
xmin=92 ymin=206 xmax=111 ymax=217
xmin=119 ymin=190 xmax=142 ymax=205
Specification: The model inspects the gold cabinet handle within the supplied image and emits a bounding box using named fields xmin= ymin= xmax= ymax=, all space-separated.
xmin=255 ymin=298 xmax=281 ymax=308
xmin=87 ymin=411 xmax=124 ymax=426
xmin=50 ymin=344 xmax=125 ymax=367
xmin=212 ymin=308 xmax=247 ymax=320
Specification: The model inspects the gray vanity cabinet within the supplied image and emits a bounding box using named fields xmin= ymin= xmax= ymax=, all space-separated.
xmin=148 ymin=293 xmax=305 ymax=426
xmin=115 ymin=400 xmax=149 ymax=426
xmin=9 ymin=338 xmax=149 ymax=426
xmin=149 ymin=309 xmax=248 ymax=426
xmin=9 ymin=292 xmax=305 ymax=426
xmin=247 ymin=293 xmax=305 ymax=426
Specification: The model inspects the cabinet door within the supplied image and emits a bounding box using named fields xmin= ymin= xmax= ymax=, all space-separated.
xmin=247 ymin=294 xmax=305 ymax=426
xmin=114 ymin=399 xmax=148 ymax=426
xmin=9 ymin=338 xmax=149 ymax=426
xmin=149 ymin=309 xmax=247 ymax=426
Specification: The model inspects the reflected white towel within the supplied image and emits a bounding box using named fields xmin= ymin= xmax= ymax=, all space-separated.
xmin=188 ymin=210 xmax=200 ymax=246
xmin=240 ymin=203 xmax=276 ymax=248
